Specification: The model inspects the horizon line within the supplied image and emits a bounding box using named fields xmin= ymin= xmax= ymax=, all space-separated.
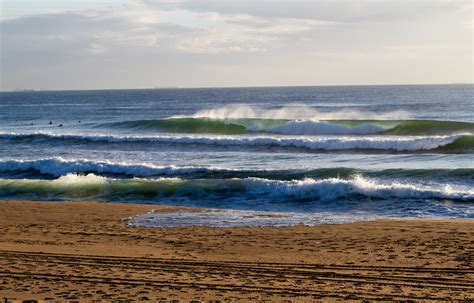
xmin=1 ymin=82 xmax=473 ymax=93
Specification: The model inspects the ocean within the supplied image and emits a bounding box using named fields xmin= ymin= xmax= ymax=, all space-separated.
xmin=1 ymin=84 xmax=473 ymax=227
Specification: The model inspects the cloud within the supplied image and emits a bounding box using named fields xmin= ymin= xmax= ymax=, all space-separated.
xmin=84 ymin=43 xmax=108 ymax=55
xmin=0 ymin=0 xmax=472 ymax=90
xmin=0 ymin=2 xmax=331 ymax=59
xmin=145 ymin=0 xmax=472 ymax=23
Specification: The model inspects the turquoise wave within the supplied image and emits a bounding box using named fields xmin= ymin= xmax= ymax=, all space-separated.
xmin=0 ymin=174 xmax=472 ymax=202
xmin=98 ymin=118 xmax=474 ymax=136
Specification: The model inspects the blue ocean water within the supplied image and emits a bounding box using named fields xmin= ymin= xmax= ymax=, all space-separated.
xmin=1 ymin=84 xmax=473 ymax=226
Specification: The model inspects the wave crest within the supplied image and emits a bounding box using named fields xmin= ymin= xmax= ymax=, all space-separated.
xmin=1 ymin=158 xmax=473 ymax=180
xmin=245 ymin=176 xmax=474 ymax=202
xmin=0 ymin=158 xmax=227 ymax=178
xmin=1 ymin=174 xmax=472 ymax=202
xmin=183 ymin=104 xmax=411 ymax=120
xmin=1 ymin=132 xmax=471 ymax=153
xmin=98 ymin=117 xmax=474 ymax=136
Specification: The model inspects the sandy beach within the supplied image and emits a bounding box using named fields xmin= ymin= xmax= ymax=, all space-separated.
xmin=0 ymin=200 xmax=473 ymax=302
xmin=3 ymin=0 xmax=473 ymax=301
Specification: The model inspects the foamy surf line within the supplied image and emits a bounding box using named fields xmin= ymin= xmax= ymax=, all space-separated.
xmin=1 ymin=158 xmax=474 ymax=180
xmin=0 ymin=158 xmax=232 ymax=178
xmin=1 ymin=132 xmax=472 ymax=152
xmin=1 ymin=173 xmax=473 ymax=202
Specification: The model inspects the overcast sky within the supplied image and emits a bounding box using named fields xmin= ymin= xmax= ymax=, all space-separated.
xmin=0 ymin=0 xmax=472 ymax=90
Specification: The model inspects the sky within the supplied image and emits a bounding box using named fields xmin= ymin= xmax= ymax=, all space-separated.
xmin=0 ymin=0 xmax=472 ymax=90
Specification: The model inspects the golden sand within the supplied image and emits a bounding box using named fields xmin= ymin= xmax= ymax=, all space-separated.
xmin=0 ymin=200 xmax=473 ymax=301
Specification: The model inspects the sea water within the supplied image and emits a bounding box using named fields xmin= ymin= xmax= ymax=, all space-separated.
xmin=1 ymin=85 xmax=473 ymax=226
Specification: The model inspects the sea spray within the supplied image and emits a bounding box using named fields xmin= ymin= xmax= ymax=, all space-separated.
xmin=181 ymin=104 xmax=412 ymax=120
xmin=97 ymin=117 xmax=474 ymax=136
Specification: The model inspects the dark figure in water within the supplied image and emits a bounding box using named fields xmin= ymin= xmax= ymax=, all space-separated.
xmin=58 ymin=124 xmax=63 ymax=127
xmin=49 ymin=121 xmax=52 ymax=124
xmin=79 ymin=120 xmax=81 ymax=123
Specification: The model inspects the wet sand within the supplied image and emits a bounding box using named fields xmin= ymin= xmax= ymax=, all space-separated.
xmin=0 ymin=200 xmax=473 ymax=301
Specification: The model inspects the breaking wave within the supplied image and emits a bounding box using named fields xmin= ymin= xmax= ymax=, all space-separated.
xmin=1 ymin=158 xmax=473 ymax=180
xmin=100 ymin=118 xmax=388 ymax=135
xmin=0 ymin=174 xmax=473 ymax=202
xmin=98 ymin=118 xmax=474 ymax=136
xmin=245 ymin=176 xmax=474 ymax=202
xmin=1 ymin=132 xmax=473 ymax=153
xmin=0 ymin=158 xmax=230 ymax=178
xmin=180 ymin=104 xmax=411 ymax=120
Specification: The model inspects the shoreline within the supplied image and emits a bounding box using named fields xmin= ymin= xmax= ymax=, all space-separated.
xmin=0 ymin=200 xmax=473 ymax=301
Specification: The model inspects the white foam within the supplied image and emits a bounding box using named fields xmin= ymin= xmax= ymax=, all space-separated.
xmin=244 ymin=175 xmax=474 ymax=201
xmin=0 ymin=132 xmax=462 ymax=151
xmin=1 ymin=174 xmax=472 ymax=204
xmin=0 ymin=158 xmax=229 ymax=177
xmin=52 ymin=173 xmax=108 ymax=185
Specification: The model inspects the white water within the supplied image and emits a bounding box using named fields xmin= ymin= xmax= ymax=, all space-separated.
xmin=244 ymin=176 xmax=474 ymax=202
xmin=0 ymin=158 xmax=230 ymax=177
xmin=0 ymin=132 xmax=462 ymax=151
xmin=2 ymin=173 xmax=473 ymax=202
